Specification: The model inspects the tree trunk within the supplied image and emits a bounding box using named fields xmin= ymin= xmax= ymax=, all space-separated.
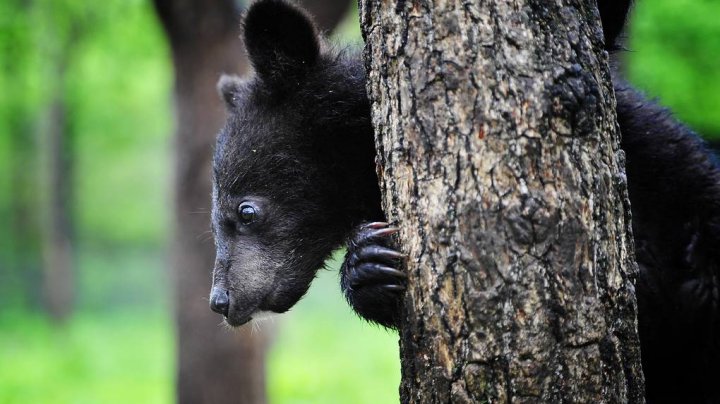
xmin=40 ymin=8 xmax=92 ymax=322
xmin=41 ymin=48 xmax=76 ymax=322
xmin=360 ymin=1 xmax=645 ymax=402
xmin=295 ymin=0 xmax=352 ymax=34
xmin=153 ymin=1 xmax=352 ymax=402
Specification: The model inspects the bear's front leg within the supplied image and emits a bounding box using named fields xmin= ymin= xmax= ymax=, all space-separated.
xmin=341 ymin=222 xmax=406 ymax=329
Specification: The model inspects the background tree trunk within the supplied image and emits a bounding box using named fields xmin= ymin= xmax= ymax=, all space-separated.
xmin=153 ymin=1 xmax=351 ymax=402
xmin=360 ymin=1 xmax=645 ymax=402
xmin=42 ymin=74 xmax=75 ymax=322
xmin=41 ymin=20 xmax=83 ymax=323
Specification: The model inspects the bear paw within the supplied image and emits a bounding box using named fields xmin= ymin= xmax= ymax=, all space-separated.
xmin=341 ymin=222 xmax=406 ymax=329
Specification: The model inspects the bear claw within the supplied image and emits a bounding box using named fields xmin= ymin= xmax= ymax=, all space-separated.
xmin=341 ymin=221 xmax=406 ymax=328
xmin=349 ymin=263 xmax=406 ymax=287
xmin=355 ymin=245 xmax=405 ymax=262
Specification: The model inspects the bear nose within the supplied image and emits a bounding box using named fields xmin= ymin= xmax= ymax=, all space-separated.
xmin=210 ymin=287 xmax=230 ymax=316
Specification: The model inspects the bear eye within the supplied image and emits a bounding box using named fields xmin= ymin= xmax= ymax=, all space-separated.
xmin=238 ymin=203 xmax=256 ymax=224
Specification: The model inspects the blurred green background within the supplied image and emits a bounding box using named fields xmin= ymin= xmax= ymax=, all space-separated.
xmin=0 ymin=1 xmax=718 ymax=403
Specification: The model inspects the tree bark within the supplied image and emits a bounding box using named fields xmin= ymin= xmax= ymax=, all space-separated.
xmin=153 ymin=1 xmax=352 ymax=402
xmin=360 ymin=1 xmax=645 ymax=402
xmin=39 ymin=2 xmax=99 ymax=321
xmin=42 ymin=84 xmax=75 ymax=322
xmin=41 ymin=22 xmax=80 ymax=323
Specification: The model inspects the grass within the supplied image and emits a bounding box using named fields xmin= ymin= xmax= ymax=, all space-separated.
xmin=267 ymin=258 xmax=400 ymax=404
xmin=0 ymin=250 xmax=400 ymax=404
xmin=2 ymin=1 xmax=717 ymax=403
xmin=0 ymin=310 xmax=174 ymax=404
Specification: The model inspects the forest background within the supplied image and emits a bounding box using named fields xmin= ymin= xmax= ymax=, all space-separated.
xmin=0 ymin=0 xmax=718 ymax=402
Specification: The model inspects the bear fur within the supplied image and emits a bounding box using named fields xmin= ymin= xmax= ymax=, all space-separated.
xmin=210 ymin=0 xmax=720 ymax=401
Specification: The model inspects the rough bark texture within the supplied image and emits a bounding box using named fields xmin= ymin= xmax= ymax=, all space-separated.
xmin=153 ymin=1 xmax=352 ymax=402
xmin=359 ymin=1 xmax=645 ymax=402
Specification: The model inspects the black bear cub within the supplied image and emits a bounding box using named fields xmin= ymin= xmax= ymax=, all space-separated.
xmin=210 ymin=0 xmax=720 ymax=402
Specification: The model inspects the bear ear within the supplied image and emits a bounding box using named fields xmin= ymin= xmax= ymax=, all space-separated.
xmin=243 ymin=0 xmax=320 ymax=88
xmin=217 ymin=74 xmax=247 ymax=110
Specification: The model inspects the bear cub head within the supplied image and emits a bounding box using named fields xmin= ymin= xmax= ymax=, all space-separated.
xmin=209 ymin=0 xmax=381 ymax=326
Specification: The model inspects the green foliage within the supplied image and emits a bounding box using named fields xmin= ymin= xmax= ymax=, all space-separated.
xmin=0 ymin=0 xmax=42 ymax=272
xmin=0 ymin=253 xmax=400 ymax=404
xmin=0 ymin=0 xmax=717 ymax=403
xmin=67 ymin=0 xmax=172 ymax=247
xmin=628 ymin=0 xmax=720 ymax=137
xmin=267 ymin=255 xmax=400 ymax=404
xmin=67 ymin=0 xmax=172 ymax=246
xmin=0 ymin=0 xmax=172 ymax=253
xmin=0 ymin=310 xmax=174 ymax=404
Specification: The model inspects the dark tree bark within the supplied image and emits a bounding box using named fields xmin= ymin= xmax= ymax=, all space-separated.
xmin=360 ymin=1 xmax=645 ymax=402
xmin=153 ymin=1 xmax=352 ymax=402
